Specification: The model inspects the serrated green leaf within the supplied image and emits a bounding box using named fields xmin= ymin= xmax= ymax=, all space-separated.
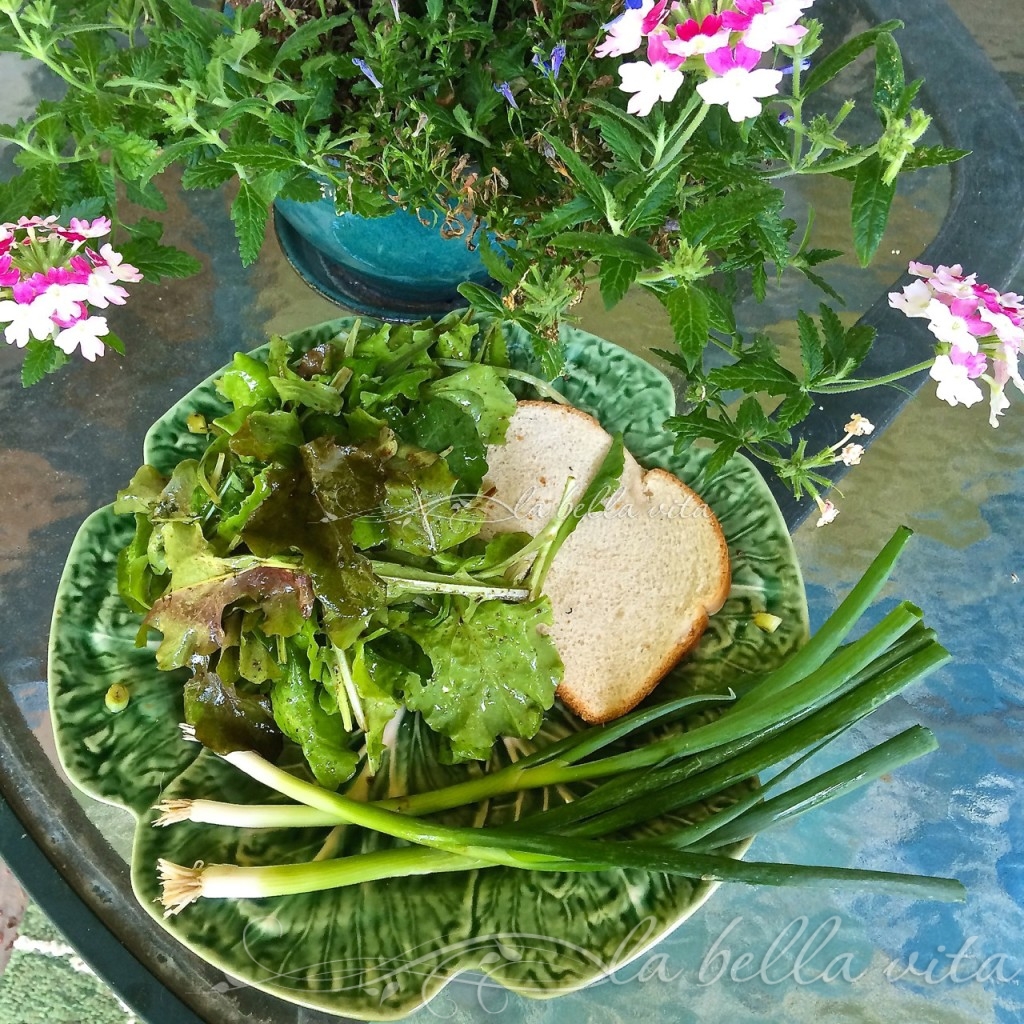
xmin=802 ymin=20 xmax=904 ymax=96
xmin=475 ymin=232 xmax=515 ymax=288
xmin=851 ymin=154 xmax=895 ymax=266
xmin=599 ymin=256 xmax=638 ymax=310
xmin=665 ymin=408 xmax=738 ymax=448
xmin=872 ymin=33 xmax=905 ymax=119
xmin=591 ymin=113 xmax=645 ymax=172
xmin=797 ymin=310 xmax=824 ymax=383
xmin=754 ymin=210 xmax=793 ymax=268
xmin=661 ymin=285 xmax=710 ymax=372
xmin=702 ymin=441 xmax=742 ymax=480
xmin=624 ymin=175 xmax=677 ymax=233
xmin=529 ymin=195 xmax=598 ymax=237
xmin=801 ymin=247 xmax=844 ymax=267
xmin=681 ymin=187 xmax=781 ymax=250
xmin=841 ymin=324 xmax=877 ymax=375
xmin=110 ymin=131 xmax=162 ymax=180
xmin=0 ymin=174 xmax=41 ymax=222
xmin=798 ymin=265 xmax=845 ymax=304
xmin=164 ymin=0 xmax=218 ymax=42
xmin=708 ymin=357 xmax=800 ymax=397
xmin=277 ymin=171 xmax=323 ymax=204
xmin=818 ymin=304 xmax=847 ymax=363
xmin=548 ymin=231 xmax=660 ymax=265
xmin=457 ymin=282 xmax=504 ymax=318
xmin=220 ymin=144 xmax=300 ymax=175
xmin=20 ymin=341 xmax=67 ymax=388
xmin=215 ymin=27 xmax=264 ymax=69
xmin=894 ymin=78 xmax=924 ymax=119
xmin=451 ymin=104 xmax=491 ymax=147
xmin=751 ymin=260 xmax=767 ymax=302
xmin=119 ymin=241 xmax=202 ymax=282
xmin=773 ymin=391 xmax=814 ymax=431
xmin=274 ymin=15 xmax=350 ymax=65
xmin=735 ymin=396 xmax=770 ymax=436
xmin=585 ymin=97 xmax=657 ymax=146
xmin=181 ymin=161 xmax=238 ymax=190
xmin=55 ymin=196 xmax=108 ymax=224
xmin=123 ymin=179 xmax=168 ymax=213
xmin=231 ymin=180 xmax=269 ymax=266
xmin=542 ymin=133 xmax=614 ymax=217
xmin=901 ymin=145 xmax=971 ymax=171
xmin=701 ymin=286 xmax=738 ymax=335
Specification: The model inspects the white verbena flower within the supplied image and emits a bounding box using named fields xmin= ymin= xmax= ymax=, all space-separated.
xmin=54 ymin=315 xmax=109 ymax=361
xmin=618 ymin=60 xmax=686 ymax=116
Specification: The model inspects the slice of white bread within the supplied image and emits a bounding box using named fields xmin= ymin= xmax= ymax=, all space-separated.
xmin=481 ymin=400 xmax=731 ymax=723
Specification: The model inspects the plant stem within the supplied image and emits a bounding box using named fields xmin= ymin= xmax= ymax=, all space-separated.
xmin=814 ymin=360 xmax=934 ymax=394
xmin=370 ymin=561 xmax=530 ymax=602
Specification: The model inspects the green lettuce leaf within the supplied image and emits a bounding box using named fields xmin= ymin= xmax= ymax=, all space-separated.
xmin=401 ymin=598 xmax=563 ymax=762
xmin=271 ymin=654 xmax=359 ymax=789
xmin=426 ymin=363 xmax=517 ymax=444
xmin=382 ymin=452 xmax=485 ymax=556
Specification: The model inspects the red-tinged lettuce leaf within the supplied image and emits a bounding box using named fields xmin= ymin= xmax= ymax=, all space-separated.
xmin=300 ymin=435 xmax=386 ymax=524
xmin=271 ymin=653 xmax=359 ymax=789
xmin=240 ymin=462 xmax=386 ymax=648
xmin=143 ymin=564 xmax=315 ymax=670
xmin=400 ymin=598 xmax=563 ymax=763
xmin=184 ymin=671 xmax=283 ymax=760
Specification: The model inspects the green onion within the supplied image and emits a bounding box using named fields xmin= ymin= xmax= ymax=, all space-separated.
xmin=154 ymin=527 xmax=966 ymax=915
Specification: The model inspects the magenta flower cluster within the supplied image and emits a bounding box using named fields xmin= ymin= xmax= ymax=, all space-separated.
xmin=889 ymin=263 xmax=1024 ymax=427
xmin=598 ymin=0 xmax=814 ymax=118
xmin=0 ymin=215 xmax=142 ymax=364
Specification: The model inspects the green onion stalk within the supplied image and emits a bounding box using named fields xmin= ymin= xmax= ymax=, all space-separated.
xmin=155 ymin=527 xmax=965 ymax=913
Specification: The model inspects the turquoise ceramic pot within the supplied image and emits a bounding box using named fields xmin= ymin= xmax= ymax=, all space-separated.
xmin=273 ymin=191 xmax=499 ymax=322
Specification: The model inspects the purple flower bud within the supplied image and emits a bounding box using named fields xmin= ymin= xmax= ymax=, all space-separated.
xmin=494 ymin=81 xmax=519 ymax=109
xmin=779 ymin=112 xmax=793 ymax=125
xmin=625 ymin=0 xmax=643 ymax=8
xmin=551 ymin=43 xmax=565 ymax=79
xmin=352 ymin=57 xmax=382 ymax=89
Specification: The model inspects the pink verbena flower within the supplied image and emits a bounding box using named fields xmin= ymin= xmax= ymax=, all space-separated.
xmin=596 ymin=0 xmax=656 ymax=58
xmin=54 ymin=216 xmax=113 ymax=242
xmin=891 ymin=261 xmax=1024 ymax=426
xmin=660 ymin=14 xmax=730 ymax=60
xmin=0 ymin=215 xmax=143 ymax=379
xmin=722 ymin=0 xmax=815 ymax=52
xmin=929 ymin=348 xmax=986 ymax=409
xmin=698 ymin=44 xmax=783 ymax=121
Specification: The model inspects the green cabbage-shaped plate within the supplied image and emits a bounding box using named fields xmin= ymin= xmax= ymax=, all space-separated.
xmin=48 ymin=317 xmax=808 ymax=1020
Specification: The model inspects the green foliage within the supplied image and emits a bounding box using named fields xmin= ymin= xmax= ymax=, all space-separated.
xmin=0 ymin=1 xmax=963 ymax=495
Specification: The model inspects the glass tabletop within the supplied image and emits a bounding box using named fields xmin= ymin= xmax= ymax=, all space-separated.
xmin=1 ymin=1 xmax=1023 ymax=1022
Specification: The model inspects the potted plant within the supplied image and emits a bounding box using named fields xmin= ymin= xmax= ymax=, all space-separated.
xmin=3 ymin=0 xmax=1018 ymax=520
